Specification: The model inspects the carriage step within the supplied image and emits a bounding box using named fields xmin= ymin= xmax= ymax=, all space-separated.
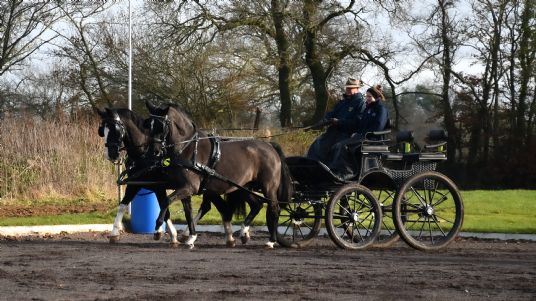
xmin=361 ymin=145 xmax=390 ymax=153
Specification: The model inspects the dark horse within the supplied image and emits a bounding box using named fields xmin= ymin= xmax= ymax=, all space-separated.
xmin=96 ymin=108 xmax=199 ymax=247
xmin=145 ymin=101 xmax=293 ymax=248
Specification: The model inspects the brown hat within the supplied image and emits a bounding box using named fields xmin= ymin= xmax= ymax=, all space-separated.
xmin=345 ymin=78 xmax=360 ymax=88
xmin=366 ymin=86 xmax=385 ymax=101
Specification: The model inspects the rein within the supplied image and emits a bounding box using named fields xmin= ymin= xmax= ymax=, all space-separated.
xmin=199 ymin=124 xmax=324 ymax=140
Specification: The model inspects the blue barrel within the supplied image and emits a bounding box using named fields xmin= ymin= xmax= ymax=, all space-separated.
xmin=131 ymin=188 xmax=165 ymax=234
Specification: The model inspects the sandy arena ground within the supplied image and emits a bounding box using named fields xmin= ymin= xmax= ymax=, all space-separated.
xmin=0 ymin=231 xmax=535 ymax=301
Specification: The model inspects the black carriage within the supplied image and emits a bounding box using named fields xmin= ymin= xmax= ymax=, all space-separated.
xmin=277 ymin=128 xmax=464 ymax=251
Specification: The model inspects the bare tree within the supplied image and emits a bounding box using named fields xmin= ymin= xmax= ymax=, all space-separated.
xmin=0 ymin=0 xmax=59 ymax=77
xmin=52 ymin=2 xmax=119 ymax=108
xmin=405 ymin=0 xmax=466 ymax=163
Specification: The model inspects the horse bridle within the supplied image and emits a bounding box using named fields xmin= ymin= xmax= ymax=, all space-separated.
xmin=99 ymin=112 xmax=127 ymax=151
xmin=149 ymin=114 xmax=199 ymax=156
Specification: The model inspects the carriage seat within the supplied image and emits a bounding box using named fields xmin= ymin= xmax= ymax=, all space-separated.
xmin=285 ymin=156 xmax=347 ymax=185
xmin=420 ymin=129 xmax=448 ymax=160
xmin=384 ymin=130 xmax=414 ymax=161
xmin=360 ymin=121 xmax=393 ymax=154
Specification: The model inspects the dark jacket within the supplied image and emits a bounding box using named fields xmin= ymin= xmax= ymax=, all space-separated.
xmin=325 ymin=93 xmax=365 ymax=134
xmin=354 ymin=100 xmax=389 ymax=138
xmin=306 ymin=92 xmax=364 ymax=163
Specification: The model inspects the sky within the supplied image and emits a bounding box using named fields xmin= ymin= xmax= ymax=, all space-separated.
xmin=16 ymin=0 xmax=485 ymax=94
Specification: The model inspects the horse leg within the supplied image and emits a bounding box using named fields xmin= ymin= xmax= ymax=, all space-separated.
xmin=264 ymin=191 xmax=280 ymax=249
xmin=181 ymin=197 xmax=197 ymax=249
xmin=181 ymin=194 xmax=212 ymax=242
xmin=109 ymin=185 xmax=139 ymax=243
xmin=154 ymin=186 xmax=198 ymax=246
xmin=241 ymin=196 xmax=262 ymax=245
xmin=206 ymin=192 xmax=236 ymax=247
xmin=153 ymin=190 xmax=181 ymax=246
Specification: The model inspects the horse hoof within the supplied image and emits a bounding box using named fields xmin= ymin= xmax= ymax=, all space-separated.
xmin=186 ymin=244 xmax=195 ymax=250
xmin=153 ymin=232 xmax=163 ymax=241
xmin=264 ymin=241 xmax=275 ymax=249
xmin=291 ymin=243 xmax=299 ymax=249
xmin=108 ymin=235 xmax=120 ymax=244
xmin=226 ymin=240 xmax=236 ymax=248
xmin=240 ymin=236 xmax=250 ymax=245
xmin=170 ymin=242 xmax=180 ymax=248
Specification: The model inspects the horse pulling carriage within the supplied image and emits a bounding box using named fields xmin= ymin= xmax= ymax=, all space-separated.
xmin=98 ymin=102 xmax=463 ymax=251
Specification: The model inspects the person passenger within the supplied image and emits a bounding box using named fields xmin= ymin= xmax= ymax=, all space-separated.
xmin=306 ymin=78 xmax=365 ymax=164
xmin=327 ymin=85 xmax=389 ymax=180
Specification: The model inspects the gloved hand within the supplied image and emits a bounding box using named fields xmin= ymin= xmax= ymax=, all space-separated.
xmin=329 ymin=118 xmax=339 ymax=126
xmin=307 ymin=118 xmax=331 ymax=131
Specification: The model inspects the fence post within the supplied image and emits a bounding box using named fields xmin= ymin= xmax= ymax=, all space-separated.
xmin=253 ymin=107 xmax=261 ymax=132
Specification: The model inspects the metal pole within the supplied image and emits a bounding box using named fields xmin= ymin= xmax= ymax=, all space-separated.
xmin=128 ymin=0 xmax=132 ymax=111
xmin=121 ymin=0 xmax=133 ymax=214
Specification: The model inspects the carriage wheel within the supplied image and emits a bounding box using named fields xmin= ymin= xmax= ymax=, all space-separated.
xmin=372 ymin=187 xmax=400 ymax=247
xmin=393 ymin=171 xmax=464 ymax=251
xmin=325 ymin=184 xmax=382 ymax=250
xmin=276 ymin=200 xmax=323 ymax=248
xmin=361 ymin=170 xmax=400 ymax=248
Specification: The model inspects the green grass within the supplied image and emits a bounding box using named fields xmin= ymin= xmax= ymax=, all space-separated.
xmin=1 ymin=190 xmax=535 ymax=234
xmin=0 ymin=211 xmax=117 ymax=227
xmin=460 ymin=190 xmax=536 ymax=234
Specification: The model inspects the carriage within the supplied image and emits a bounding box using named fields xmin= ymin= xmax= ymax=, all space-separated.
xmin=98 ymin=104 xmax=463 ymax=251
xmin=276 ymin=128 xmax=464 ymax=251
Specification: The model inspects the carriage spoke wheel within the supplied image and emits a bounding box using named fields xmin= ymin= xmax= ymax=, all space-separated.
xmin=372 ymin=187 xmax=400 ymax=248
xmin=276 ymin=200 xmax=322 ymax=248
xmin=393 ymin=171 xmax=464 ymax=251
xmin=325 ymin=184 xmax=382 ymax=250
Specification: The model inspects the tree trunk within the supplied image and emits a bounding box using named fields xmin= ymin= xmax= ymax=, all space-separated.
xmin=271 ymin=0 xmax=292 ymax=127
xmin=517 ymin=0 xmax=534 ymax=146
xmin=439 ymin=0 xmax=458 ymax=163
xmin=303 ymin=0 xmax=329 ymax=125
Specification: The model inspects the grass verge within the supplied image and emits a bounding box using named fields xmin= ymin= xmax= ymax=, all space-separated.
xmin=0 ymin=190 xmax=535 ymax=234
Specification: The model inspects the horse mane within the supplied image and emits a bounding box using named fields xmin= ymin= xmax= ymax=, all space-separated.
xmin=164 ymin=103 xmax=201 ymax=134
xmin=165 ymin=103 xmax=194 ymax=120
xmin=114 ymin=108 xmax=146 ymax=132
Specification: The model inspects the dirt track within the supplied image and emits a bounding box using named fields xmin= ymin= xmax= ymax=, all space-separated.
xmin=0 ymin=231 xmax=535 ymax=301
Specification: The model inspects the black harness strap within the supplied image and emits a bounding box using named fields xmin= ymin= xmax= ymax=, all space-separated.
xmin=197 ymin=135 xmax=221 ymax=193
xmin=117 ymin=163 xmax=164 ymax=185
xmin=168 ymin=157 xmax=270 ymax=202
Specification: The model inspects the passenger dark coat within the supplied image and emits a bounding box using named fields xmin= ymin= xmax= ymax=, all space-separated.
xmin=306 ymin=93 xmax=365 ymax=163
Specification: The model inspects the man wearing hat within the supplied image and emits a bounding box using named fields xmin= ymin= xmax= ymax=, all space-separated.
xmin=307 ymin=78 xmax=365 ymax=163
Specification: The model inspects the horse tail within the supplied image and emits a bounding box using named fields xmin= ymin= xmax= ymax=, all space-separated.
xmin=270 ymin=142 xmax=294 ymax=203
xmin=224 ymin=191 xmax=247 ymax=219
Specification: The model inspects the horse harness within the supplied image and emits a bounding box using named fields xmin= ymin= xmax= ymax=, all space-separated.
xmin=124 ymin=114 xmax=270 ymax=202
xmin=99 ymin=112 xmax=127 ymax=151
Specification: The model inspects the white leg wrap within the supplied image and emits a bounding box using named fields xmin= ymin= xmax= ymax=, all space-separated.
xmin=265 ymin=241 xmax=275 ymax=248
xmin=166 ymin=220 xmax=178 ymax=243
xmin=110 ymin=204 xmax=128 ymax=237
xmin=185 ymin=234 xmax=197 ymax=248
xmin=240 ymin=225 xmax=250 ymax=238
xmin=223 ymin=221 xmax=235 ymax=243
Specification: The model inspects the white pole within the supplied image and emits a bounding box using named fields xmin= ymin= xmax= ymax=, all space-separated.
xmin=125 ymin=0 xmax=133 ymax=214
xmin=128 ymin=0 xmax=132 ymax=111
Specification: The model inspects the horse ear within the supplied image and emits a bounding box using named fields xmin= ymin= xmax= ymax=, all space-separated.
xmin=145 ymin=100 xmax=159 ymax=113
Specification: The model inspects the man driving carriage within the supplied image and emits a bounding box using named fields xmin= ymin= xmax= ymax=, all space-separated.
xmin=306 ymin=78 xmax=365 ymax=163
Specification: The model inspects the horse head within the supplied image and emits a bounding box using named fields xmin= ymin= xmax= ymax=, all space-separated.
xmin=96 ymin=107 xmax=147 ymax=163
xmin=145 ymin=100 xmax=197 ymax=158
